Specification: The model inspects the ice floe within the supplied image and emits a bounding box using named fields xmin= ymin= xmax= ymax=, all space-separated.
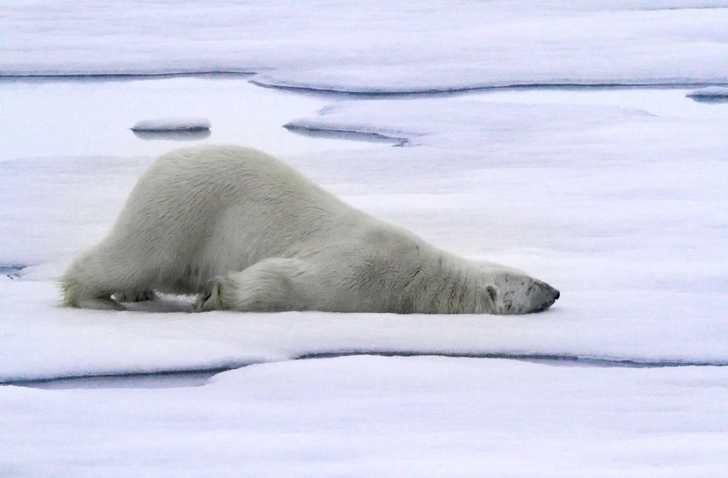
xmin=2 ymin=1 xmax=728 ymax=92
xmin=687 ymin=86 xmax=728 ymax=97
xmin=2 ymin=99 xmax=728 ymax=382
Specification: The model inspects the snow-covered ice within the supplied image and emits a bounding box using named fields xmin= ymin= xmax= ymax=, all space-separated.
xmin=3 ymin=97 xmax=727 ymax=383
xmin=2 ymin=1 xmax=728 ymax=92
xmin=1 ymin=0 xmax=728 ymax=475
xmin=0 ymin=78 xmax=372 ymax=161
xmin=131 ymin=118 xmax=210 ymax=132
xmin=3 ymin=357 xmax=728 ymax=477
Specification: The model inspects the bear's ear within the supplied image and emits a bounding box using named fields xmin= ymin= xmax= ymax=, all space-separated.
xmin=486 ymin=285 xmax=498 ymax=303
xmin=478 ymin=284 xmax=500 ymax=314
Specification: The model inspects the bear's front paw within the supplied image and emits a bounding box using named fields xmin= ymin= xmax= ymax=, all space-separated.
xmin=194 ymin=282 xmax=223 ymax=312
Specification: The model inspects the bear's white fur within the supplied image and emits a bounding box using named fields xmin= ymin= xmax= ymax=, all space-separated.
xmin=62 ymin=145 xmax=559 ymax=314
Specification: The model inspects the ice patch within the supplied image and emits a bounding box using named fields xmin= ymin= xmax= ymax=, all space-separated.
xmin=286 ymin=99 xmax=658 ymax=149
xmin=687 ymin=86 xmax=728 ymax=97
xmin=283 ymin=123 xmax=409 ymax=147
xmin=132 ymin=129 xmax=212 ymax=141
xmin=687 ymin=85 xmax=728 ymax=103
xmin=131 ymin=118 xmax=211 ymax=132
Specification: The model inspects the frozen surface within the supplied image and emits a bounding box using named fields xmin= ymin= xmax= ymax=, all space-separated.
xmin=131 ymin=117 xmax=210 ymax=132
xmin=2 ymin=1 xmax=728 ymax=474
xmin=2 ymin=1 xmax=728 ymax=92
xmin=2 ymin=97 xmax=728 ymax=382
xmin=3 ymin=356 xmax=728 ymax=477
xmin=0 ymin=78 xmax=374 ymax=162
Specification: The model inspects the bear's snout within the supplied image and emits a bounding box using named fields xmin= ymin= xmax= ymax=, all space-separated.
xmin=535 ymin=281 xmax=560 ymax=312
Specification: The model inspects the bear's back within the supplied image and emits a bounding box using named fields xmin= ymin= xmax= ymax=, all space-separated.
xmin=107 ymin=145 xmax=372 ymax=272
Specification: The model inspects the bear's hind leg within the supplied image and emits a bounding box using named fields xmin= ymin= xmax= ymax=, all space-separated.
xmin=195 ymin=258 xmax=313 ymax=313
xmin=61 ymin=248 xmax=156 ymax=311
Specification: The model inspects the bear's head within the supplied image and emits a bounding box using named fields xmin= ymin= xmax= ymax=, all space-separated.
xmin=477 ymin=263 xmax=560 ymax=315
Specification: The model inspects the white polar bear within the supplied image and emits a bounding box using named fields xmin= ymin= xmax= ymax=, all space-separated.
xmin=61 ymin=145 xmax=559 ymax=314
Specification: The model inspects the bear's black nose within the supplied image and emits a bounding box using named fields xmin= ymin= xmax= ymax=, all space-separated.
xmin=554 ymin=290 xmax=560 ymax=300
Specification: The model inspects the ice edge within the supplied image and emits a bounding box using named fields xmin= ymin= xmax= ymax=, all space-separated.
xmin=4 ymin=353 xmax=728 ymax=386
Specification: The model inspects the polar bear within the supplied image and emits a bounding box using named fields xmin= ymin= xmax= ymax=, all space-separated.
xmin=61 ymin=145 xmax=559 ymax=314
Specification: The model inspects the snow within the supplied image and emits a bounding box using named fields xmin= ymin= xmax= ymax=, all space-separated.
xmin=2 ymin=0 xmax=728 ymax=474
xmin=131 ymin=118 xmax=210 ymax=132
